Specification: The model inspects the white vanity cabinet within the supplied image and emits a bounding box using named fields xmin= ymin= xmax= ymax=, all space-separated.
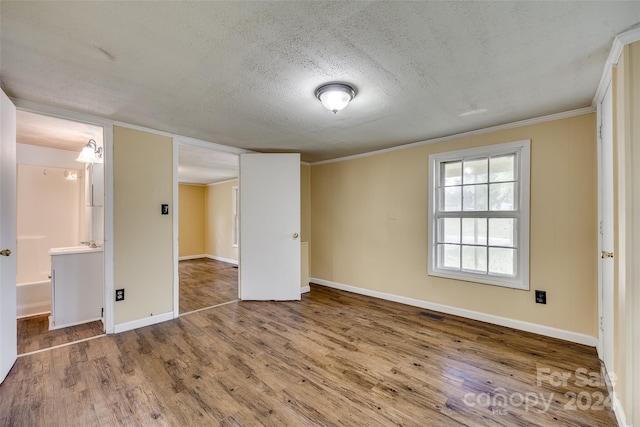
xmin=85 ymin=163 xmax=104 ymax=207
xmin=49 ymin=246 xmax=104 ymax=330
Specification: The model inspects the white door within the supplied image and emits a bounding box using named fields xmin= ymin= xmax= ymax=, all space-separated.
xmin=239 ymin=153 xmax=301 ymax=300
xmin=0 ymin=89 xmax=17 ymax=383
xmin=599 ymin=82 xmax=614 ymax=370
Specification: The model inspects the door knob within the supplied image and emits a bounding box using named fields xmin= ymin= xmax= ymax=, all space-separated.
xmin=601 ymin=251 xmax=614 ymax=259
xmin=0 ymin=249 xmax=11 ymax=257
xmin=293 ymin=233 xmax=299 ymax=239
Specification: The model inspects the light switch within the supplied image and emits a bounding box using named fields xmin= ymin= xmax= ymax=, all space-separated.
xmin=161 ymin=204 xmax=169 ymax=215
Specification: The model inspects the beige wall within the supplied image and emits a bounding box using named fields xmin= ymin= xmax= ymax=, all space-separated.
xmin=205 ymin=179 xmax=238 ymax=261
xmin=301 ymin=164 xmax=311 ymax=288
xmin=113 ymin=126 xmax=174 ymax=324
xmin=612 ymin=42 xmax=640 ymax=426
xmin=178 ymin=184 xmax=206 ymax=257
xmin=301 ymin=164 xmax=311 ymax=243
xmin=311 ymin=113 xmax=598 ymax=336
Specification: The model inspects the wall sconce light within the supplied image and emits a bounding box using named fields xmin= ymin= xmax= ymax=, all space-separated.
xmin=75 ymin=139 xmax=103 ymax=164
xmin=315 ymin=82 xmax=357 ymax=114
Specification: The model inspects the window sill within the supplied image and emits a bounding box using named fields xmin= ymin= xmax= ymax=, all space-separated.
xmin=428 ymin=268 xmax=529 ymax=290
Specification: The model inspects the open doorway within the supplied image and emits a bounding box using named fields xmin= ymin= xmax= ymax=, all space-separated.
xmin=177 ymin=143 xmax=240 ymax=314
xmin=15 ymin=110 xmax=105 ymax=354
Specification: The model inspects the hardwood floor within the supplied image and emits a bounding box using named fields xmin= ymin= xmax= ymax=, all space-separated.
xmin=179 ymin=258 xmax=238 ymax=314
xmin=15 ymin=256 xmax=232 ymax=355
xmin=17 ymin=314 xmax=104 ymax=355
xmin=1 ymin=285 xmax=616 ymax=426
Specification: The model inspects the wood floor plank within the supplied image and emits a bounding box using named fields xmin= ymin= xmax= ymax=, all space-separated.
xmin=1 ymin=284 xmax=617 ymax=426
xmin=179 ymin=258 xmax=238 ymax=313
xmin=17 ymin=314 xmax=104 ymax=355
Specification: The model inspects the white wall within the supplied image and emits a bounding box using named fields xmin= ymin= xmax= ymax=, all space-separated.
xmin=15 ymin=143 xmax=92 ymax=318
xmin=16 ymin=164 xmax=81 ymax=283
xmin=17 ymin=143 xmax=81 ymax=169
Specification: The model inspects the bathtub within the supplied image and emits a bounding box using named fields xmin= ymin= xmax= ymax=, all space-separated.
xmin=17 ymin=279 xmax=51 ymax=318
xmin=16 ymin=235 xmax=52 ymax=318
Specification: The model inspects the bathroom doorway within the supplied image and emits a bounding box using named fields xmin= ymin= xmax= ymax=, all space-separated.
xmin=176 ymin=141 xmax=242 ymax=315
xmin=15 ymin=110 xmax=106 ymax=354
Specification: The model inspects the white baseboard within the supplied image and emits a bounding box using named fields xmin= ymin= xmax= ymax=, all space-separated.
xmin=114 ymin=311 xmax=174 ymax=334
xmin=178 ymin=254 xmax=208 ymax=261
xmin=612 ymin=393 xmax=628 ymax=427
xmin=301 ymin=285 xmax=310 ymax=294
xmin=49 ymin=316 xmax=102 ymax=331
xmin=310 ymin=278 xmax=598 ymax=347
xmin=178 ymin=254 xmax=239 ymax=265
xmin=16 ymin=310 xmax=51 ymax=320
xmin=603 ymin=364 xmax=629 ymax=427
xmin=17 ymin=306 xmax=51 ymax=319
xmin=206 ymin=255 xmax=238 ymax=265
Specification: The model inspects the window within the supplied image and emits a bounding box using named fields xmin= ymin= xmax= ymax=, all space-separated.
xmin=428 ymin=140 xmax=530 ymax=289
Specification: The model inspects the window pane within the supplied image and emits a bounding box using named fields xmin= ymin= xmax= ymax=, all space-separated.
xmin=489 ymin=218 xmax=516 ymax=247
xmin=462 ymin=218 xmax=487 ymax=244
xmin=490 ymin=154 xmax=515 ymax=182
xmin=489 ymin=182 xmax=515 ymax=211
xmin=442 ymin=161 xmax=462 ymax=186
xmin=463 ymin=184 xmax=488 ymax=211
xmin=438 ymin=244 xmax=460 ymax=270
xmin=463 ymin=158 xmax=488 ymax=184
xmin=441 ymin=187 xmax=461 ymax=211
xmin=489 ymin=247 xmax=516 ymax=276
xmin=462 ymin=246 xmax=487 ymax=273
xmin=438 ymin=218 xmax=460 ymax=243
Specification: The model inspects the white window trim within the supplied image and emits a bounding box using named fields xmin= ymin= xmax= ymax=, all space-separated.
xmin=428 ymin=140 xmax=531 ymax=290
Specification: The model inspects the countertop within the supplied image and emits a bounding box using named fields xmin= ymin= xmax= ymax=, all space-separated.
xmin=49 ymin=245 xmax=104 ymax=256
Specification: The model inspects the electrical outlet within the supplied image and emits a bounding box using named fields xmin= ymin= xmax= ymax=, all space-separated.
xmin=115 ymin=289 xmax=125 ymax=301
xmin=535 ymin=290 xmax=546 ymax=304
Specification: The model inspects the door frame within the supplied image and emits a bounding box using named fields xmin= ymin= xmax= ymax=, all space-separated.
xmin=11 ymin=100 xmax=115 ymax=333
xmin=596 ymin=80 xmax=614 ymax=367
xmin=171 ymin=136 xmax=250 ymax=317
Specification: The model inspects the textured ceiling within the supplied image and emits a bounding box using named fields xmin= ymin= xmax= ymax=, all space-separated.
xmin=1 ymin=2 xmax=639 ymax=162
xmin=178 ymin=144 xmax=238 ymax=185
xmin=17 ymin=110 xmax=103 ymax=152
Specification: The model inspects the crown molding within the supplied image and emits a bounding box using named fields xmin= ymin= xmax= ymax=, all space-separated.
xmin=10 ymin=98 xmax=252 ymax=156
xmin=11 ymin=98 xmax=113 ymax=127
xmin=177 ymin=182 xmax=206 ymax=187
xmin=592 ymin=26 xmax=640 ymax=108
xmin=174 ymin=134 xmax=251 ymax=155
xmin=311 ymin=107 xmax=594 ymax=166
xmin=206 ymin=178 xmax=238 ymax=187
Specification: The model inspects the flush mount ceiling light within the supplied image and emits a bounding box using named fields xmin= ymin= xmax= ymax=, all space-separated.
xmin=315 ymin=82 xmax=357 ymax=114
xmin=75 ymin=139 xmax=103 ymax=164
